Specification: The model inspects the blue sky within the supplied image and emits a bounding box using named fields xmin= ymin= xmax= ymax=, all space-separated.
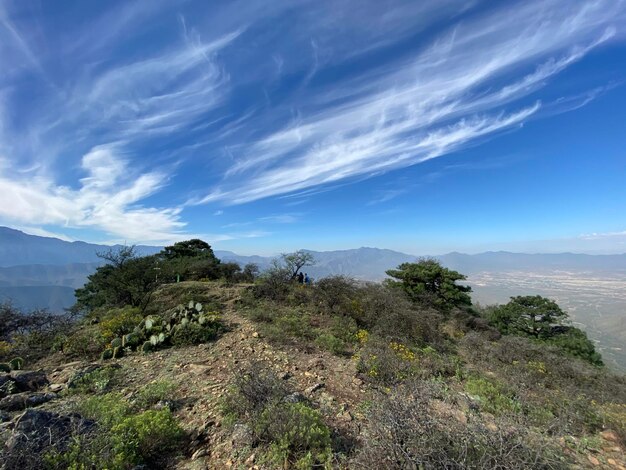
xmin=0 ymin=0 xmax=625 ymax=255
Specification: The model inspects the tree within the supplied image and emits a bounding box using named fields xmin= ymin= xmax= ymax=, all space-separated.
xmin=158 ymin=239 xmax=221 ymax=282
xmin=486 ymin=295 xmax=602 ymax=365
xmin=242 ymin=263 xmax=260 ymax=282
xmin=160 ymin=239 xmax=219 ymax=261
xmin=74 ymin=248 xmax=160 ymax=312
xmin=385 ymin=258 xmax=472 ymax=312
xmin=487 ymin=295 xmax=568 ymax=339
xmin=281 ymin=250 xmax=315 ymax=278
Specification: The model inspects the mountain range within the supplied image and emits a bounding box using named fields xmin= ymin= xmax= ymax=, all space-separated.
xmin=1 ymin=226 xmax=625 ymax=312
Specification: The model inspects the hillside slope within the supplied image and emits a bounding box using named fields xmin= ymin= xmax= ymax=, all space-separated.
xmin=1 ymin=281 xmax=625 ymax=469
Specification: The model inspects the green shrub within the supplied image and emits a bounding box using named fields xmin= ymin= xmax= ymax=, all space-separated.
xmin=62 ymin=325 xmax=106 ymax=358
xmin=170 ymin=322 xmax=218 ymax=346
xmin=110 ymin=409 xmax=183 ymax=466
xmin=312 ymin=276 xmax=358 ymax=315
xmin=134 ymin=380 xmax=177 ymax=410
xmin=464 ymin=376 xmax=521 ymax=415
xmin=256 ymin=402 xmax=332 ymax=470
xmin=97 ymin=306 xmax=144 ymax=343
xmin=49 ymin=393 xmax=183 ymax=469
xmin=79 ymin=393 xmax=131 ymax=428
xmin=68 ymin=365 xmax=121 ymax=395
xmin=315 ymin=333 xmax=347 ymax=356
xmin=253 ymin=308 xmax=315 ymax=345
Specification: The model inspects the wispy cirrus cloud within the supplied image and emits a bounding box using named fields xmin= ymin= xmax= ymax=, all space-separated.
xmin=195 ymin=0 xmax=625 ymax=205
xmin=0 ymin=145 xmax=185 ymax=243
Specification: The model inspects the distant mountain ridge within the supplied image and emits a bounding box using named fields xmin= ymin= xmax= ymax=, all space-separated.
xmin=1 ymin=226 xmax=625 ymax=312
xmin=0 ymin=227 xmax=161 ymax=267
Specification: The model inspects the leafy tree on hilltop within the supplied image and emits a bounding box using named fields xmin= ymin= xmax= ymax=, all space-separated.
xmin=385 ymin=258 xmax=472 ymax=312
xmin=487 ymin=295 xmax=567 ymax=339
xmin=158 ymin=239 xmax=222 ymax=281
xmin=486 ymin=295 xmax=603 ymax=365
xmin=75 ymin=248 xmax=160 ymax=312
xmin=281 ymin=250 xmax=315 ymax=278
xmin=160 ymin=239 xmax=219 ymax=261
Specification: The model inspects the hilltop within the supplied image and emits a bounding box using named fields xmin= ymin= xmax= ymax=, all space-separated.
xmin=0 ymin=242 xmax=625 ymax=469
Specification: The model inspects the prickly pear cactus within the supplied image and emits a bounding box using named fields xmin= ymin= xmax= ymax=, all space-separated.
xmin=112 ymin=346 xmax=124 ymax=359
xmin=141 ymin=341 xmax=152 ymax=353
xmin=8 ymin=357 xmax=24 ymax=370
xmin=101 ymin=348 xmax=113 ymax=361
xmin=111 ymin=337 xmax=123 ymax=348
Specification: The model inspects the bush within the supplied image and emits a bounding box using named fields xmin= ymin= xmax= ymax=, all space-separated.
xmin=315 ymin=333 xmax=347 ymax=356
xmin=0 ymin=302 xmax=76 ymax=362
xmin=312 ymin=276 xmax=358 ymax=315
xmin=351 ymin=284 xmax=444 ymax=348
xmin=464 ymin=376 xmax=521 ymax=415
xmin=134 ymin=380 xmax=177 ymax=410
xmin=48 ymin=392 xmax=184 ymax=469
xmin=353 ymin=380 xmax=566 ymax=469
xmin=222 ymin=362 xmax=289 ymax=420
xmin=68 ymin=365 xmax=121 ymax=395
xmin=170 ymin=322 xmax=218 ymax=346
xmin=110 ymin=409 xmax=183 ymax=466
xmin=358 ymin=337 xmax=457 ymax=386
xmin=62 ymin=324 xmax=107 ymax=358
xmin=255 ymin=402 xmax=332 ymax=469
xmin=97 ymin=306 xmax=144 ymax=343
xmin=252 ymin=265 xmax=293 ymax=301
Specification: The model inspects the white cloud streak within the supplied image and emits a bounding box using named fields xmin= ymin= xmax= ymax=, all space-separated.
xmin=0 ymin=145 xmax=185 ymax=243
xmin=195 ymin=0 xmax=625 ymax=205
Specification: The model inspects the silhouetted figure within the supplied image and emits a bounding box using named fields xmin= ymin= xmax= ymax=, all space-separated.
xmin=304 ymin=273 xmax=310 ymax=285
xmin=297 ymin=272 xmax=304 ymax=284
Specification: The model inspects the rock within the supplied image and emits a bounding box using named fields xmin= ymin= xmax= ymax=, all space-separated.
xmin=587 ymin=455 xmax=601 ymax=466
xmin=154 ymin=399 xmax=177 ymax=411
xmin=305 ymin=383 xmax=325 ymax=395
xmin=2 ymin=409 xmax=95 ymax=468
xmin=231 ymin=423 xmax=253 ymax=448
xmin=10 ymin=371 xmax=48 ymax=392
xmin=608 ymin=459 xmax=617 ymax=466
xmin=600 ymin=430 xmax=620 ymax=443
xmin=283 ymin=392 xmax=307 ymax=404
xmin=337 ymin=410 xmax=353 ymax=421
xmin=192 ymin=448 xmax=209 ymax=460
xmin=252 ymin=332 xmax=259 ymax=338
xmin=308 ymin=358 xmax=325 ymax=371
xmin=186 ymin=363 xmax=212 ymax=374
xmin=352 ymin=377 xmax=363 ymax=386
xmin=245 ymin=453 xmax=256 ymax=465
xmin=49 ymin=383 xmax=65 ymax=393
xmin=0 ymin=392 xmax=57 ymax=412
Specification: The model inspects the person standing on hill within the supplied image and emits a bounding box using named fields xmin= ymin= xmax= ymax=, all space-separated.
xmin=297 ymin=272 xmax=304 ymax=284
xmin=304 ymin=273 xmax=310 ymax=285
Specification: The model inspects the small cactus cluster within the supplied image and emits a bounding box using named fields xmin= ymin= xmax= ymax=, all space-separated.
xmin=0 ymin=357 xmax=24 ymax=372
xmin=100 ymin=301 xmax=219 ymax=360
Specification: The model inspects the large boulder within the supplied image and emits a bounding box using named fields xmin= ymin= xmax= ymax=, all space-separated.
xmin=1 ymin=409 xmax=94 ymax=470
xmin=0 ymin=392 xmax=57 ymax=412
xmin=10 ymin=370 xmax=48 ymax=392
